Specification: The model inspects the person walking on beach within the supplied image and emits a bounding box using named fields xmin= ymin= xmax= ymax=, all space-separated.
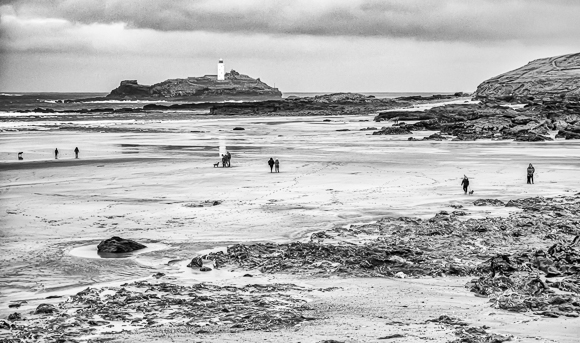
xmin=274 ymin=159 xmax=280 ymax=173
xmin=268 ymin=158 xmax=275 ymax=173
xmin=461 ymin=175 xmax=469 ymax=195
xmin=527 ymin=163 xmax=535 ymax=184
xmin=54 ymin=148 xmax=59 ymax=160
xmin=18 ymin=152 xmax=23 ymax=160
xmin=74 ymin=147 xmax=79 ymax=159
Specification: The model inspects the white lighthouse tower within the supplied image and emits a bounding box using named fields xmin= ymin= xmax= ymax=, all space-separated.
xmin=217 ymin=59 xmax=225 ymax=81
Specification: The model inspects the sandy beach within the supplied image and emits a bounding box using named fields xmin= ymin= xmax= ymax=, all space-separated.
xmin=1 ymin=111 xmax=579 ymax=342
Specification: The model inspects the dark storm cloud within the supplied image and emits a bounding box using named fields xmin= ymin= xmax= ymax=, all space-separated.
xmin=4 ymin=0 xmax=580 ymax=43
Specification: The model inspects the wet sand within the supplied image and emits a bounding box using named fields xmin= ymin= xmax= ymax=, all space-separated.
xmin=1 ymin=113 xmax=579 ymax=341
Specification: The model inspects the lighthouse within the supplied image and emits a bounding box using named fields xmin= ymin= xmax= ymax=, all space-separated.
xmin=217 ymin=59 xmax=225 ymax=81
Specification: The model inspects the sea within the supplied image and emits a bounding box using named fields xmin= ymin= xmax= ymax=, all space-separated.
xmin=0 ymin=92 xmax=455 ymax=113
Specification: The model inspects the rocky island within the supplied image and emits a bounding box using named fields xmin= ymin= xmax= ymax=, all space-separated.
xmin=106 ymin=69 xmax=281 ymax=101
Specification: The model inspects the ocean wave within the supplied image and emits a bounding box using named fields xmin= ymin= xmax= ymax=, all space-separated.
xmin=0 ymin=93 xmax=24 ymax=97
xmin=80 ymin=100 xmax=171 ymax=104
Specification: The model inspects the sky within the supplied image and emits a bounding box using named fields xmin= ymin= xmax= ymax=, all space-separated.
xmin=0 ymin=0 xmax=579 ymax=93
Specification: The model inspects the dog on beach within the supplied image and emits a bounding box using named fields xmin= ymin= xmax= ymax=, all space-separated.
xmin=213 ymin=162 xmax=220 ymax=167
xmin=468 ymin=190 xmax=474 ymax=195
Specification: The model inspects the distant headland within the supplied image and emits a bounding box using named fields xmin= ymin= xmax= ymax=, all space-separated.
xmin=106 ymin=59 xmax=281 ymax=101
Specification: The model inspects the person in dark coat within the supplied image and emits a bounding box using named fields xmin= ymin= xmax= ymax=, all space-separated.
xmin=268 ymin=158 xmax=275 ymax=173
xmin=527 ymin=164 xmax=535 ymax=184
xmin=461 ymin=175 xmax=469 ymax=194
xmin=226 ymin=151 xmax=231 ymax=167
xmin=74 ymin=147 xmax=79 ymax=159
xmin=55 ymin=148 xmax=59 ymax=160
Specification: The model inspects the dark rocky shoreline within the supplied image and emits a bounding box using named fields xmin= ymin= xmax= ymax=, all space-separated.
xmin=374 ymin=101 xmax=580 ymax=141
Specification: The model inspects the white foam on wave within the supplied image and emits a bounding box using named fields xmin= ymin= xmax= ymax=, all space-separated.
xmin=80 ymin=100 xmax=170 ymax=104
xmin=381 ymin=98 xmax=479 ymax=113
xmin=0 ymin=93 xmax=23 ymax=96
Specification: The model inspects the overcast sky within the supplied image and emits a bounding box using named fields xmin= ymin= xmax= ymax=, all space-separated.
xmin=1 ymin=0 xmax=579 ymax=92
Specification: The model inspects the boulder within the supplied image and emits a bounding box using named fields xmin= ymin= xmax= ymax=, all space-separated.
xmin=97 ymin=236 xmax=147 ymax=253
xmin=8 ymin=312 xmax=22 ymax=321
xmin=187 ymin=256 xmax=204 ymax=268
xmin=0 ymin=320 xmax=11 ymax=330
xmin=35 ymin=303 xmax=57 ymax=314
xmin=372 ymin=127 xmax=413 ymax=135
xmin=422 ymin=133 xmax=448 ymax=141
xmin=407 ymin=119 xmax=441 ymax=131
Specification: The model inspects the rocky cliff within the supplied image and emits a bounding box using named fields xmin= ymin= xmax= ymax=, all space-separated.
xmin=107 ymin=70 xmax=281 ymax=101
xmin=475 ymin=53 xmax=580 ymax=103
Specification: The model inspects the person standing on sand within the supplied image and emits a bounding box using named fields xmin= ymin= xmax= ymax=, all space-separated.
xmin=527 ymin=164 xmax=535 ymax=184
xmin=274 ymin=159 xmax=280 ymax=173
xmin=74 ymin=147 xmax=79 ymax=159
xmin=461 ymin=175 xmax=469 ymax=195
xmin=55 ymin=148 xmax=59 ymax=160
xmin=268 ymin=158 xmax=275 ymax=173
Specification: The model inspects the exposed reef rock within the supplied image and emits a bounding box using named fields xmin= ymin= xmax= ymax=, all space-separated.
xmin=106 ymin=70 xmax=282 ymax=101
xmin=97 ymin=236 xmax=146 ymax=253
xmin=556 ymin=125 xmax=580 ymax=139
xmin=372 ymin=126 xmax=413 ymax=135
xmin=375 ymin=102 xmax=574 ymax=140
xmin=208 ymin=93 xmax=402 ymax=116
xmin=475 ymin=53 xmax=580 ymax=103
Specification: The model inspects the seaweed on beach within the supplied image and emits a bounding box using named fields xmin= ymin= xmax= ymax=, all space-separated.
xmin=205 ymin=195 xmax=580 ymax=279
xmin=425 ymin=315 xmax=512 ymax=343
xmin=0 ymin=281 xmax=313 ymax=342
xmin=201 ymin=194 xmax=580 ymax=319
xmin=465 ymin=234 xmax=580 ymax=317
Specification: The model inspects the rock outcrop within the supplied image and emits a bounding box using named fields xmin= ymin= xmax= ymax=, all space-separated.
xmin=475 ymin=53 xmax=580 ymax=103
xmin=106 ymin=70 xmax=282 ymax=101
xmin=375 ymin=102 xmax=562 ymax=141
xmin=208 ymin=93 xmax=401 ymax=116
xmin=97 ymin=236 xmax=147 ymax=253
xmin=372 ymin=126 xmax=413 ymax=135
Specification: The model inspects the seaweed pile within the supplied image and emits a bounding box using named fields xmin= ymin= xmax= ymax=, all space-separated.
xmin=467 ymin=235 xmax=580 ymax=318
xmin=1 ymin=282 xmax=314 ymax=342
xmin=205 ymin=194 xmax=579 ymax=278
xmin=427 ymin=315 xmax=511 ymax=343
xmin=201 ymin=193 xmax=580 ymax=318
